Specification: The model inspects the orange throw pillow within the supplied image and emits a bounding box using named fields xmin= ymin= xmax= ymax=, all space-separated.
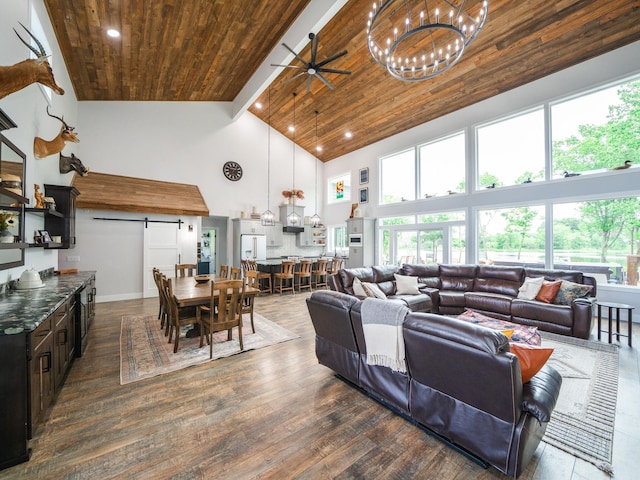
xmin=509 ymin=343 xmax=554 ymax=383
xmin=535 ymin=280 xmax=562 ymax=303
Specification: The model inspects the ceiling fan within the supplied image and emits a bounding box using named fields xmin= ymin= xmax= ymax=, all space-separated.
xmin=271 ymin=33 xmax=351 ymax=93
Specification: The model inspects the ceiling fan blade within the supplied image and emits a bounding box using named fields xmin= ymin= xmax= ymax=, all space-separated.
xmin=317 ymin=67 xmax=352 ymax=75
xmin=306 ymin=74 xmax=313 ymax=93
xmin=315 ymin=72 xmax=335 ymax=90
xmin=315 ymin=50 xmax=348 ymax=69
xmin=271 ymin=64 xmax=307 ymax=70
xmin=283 ymin=71 xmax=308 ymax=84
xmin=281 ymin=42 xmax=310 ymax=67
xmin=310 ymin=33 xmax=318 ymax=65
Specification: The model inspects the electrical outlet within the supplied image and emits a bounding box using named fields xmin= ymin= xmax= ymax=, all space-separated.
xmin=66 ymin=255 xmax=80 ymax=262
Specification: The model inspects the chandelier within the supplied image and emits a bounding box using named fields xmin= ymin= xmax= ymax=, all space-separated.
xmin=367 ymin=0 xmax=488 ymax=81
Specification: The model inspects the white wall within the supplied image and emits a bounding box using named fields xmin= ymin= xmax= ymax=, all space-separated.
xmin=0 ymin=0 xmax=79 ymax=284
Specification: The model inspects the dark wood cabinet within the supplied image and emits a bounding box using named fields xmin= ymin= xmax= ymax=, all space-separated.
xmin=28 ymin=316 xmax=55 ymax=436
xmin=53 ymin=300 xmax=75 ymax=390
xmin=44 ymin=184 xmax=79 ymax=249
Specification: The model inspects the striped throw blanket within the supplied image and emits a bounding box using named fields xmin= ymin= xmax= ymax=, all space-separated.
xmin=361 ymin=298 xmax=410 ymax=373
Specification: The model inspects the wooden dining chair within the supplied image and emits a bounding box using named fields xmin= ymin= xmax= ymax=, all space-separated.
xmin=242 ymin=270 xmax=259 ymax=333
xmin=230 ymin=267 xmax=242 ymax=280
xmin=175 ymin=263 xmax=197 ymax=277
xmin=328 ymin=258 xmax=344 ymax=275
xmin=241 ymin=259 xmax=251 ymax=275
xmin=249 ymin=260 xmax=272 ymax=294
xmin=295 ymin=260 xmax=313 ymax=292
xmin=311 ymin=259 xmax=329 ymax=289
xmin=274 ymin=261 xmax=295 ymax=294
xmin=197 ymin=279 xmax=245 ymax=359
xmin=219 ymin=265 xmax=229 ymax=278
xmin=164 ymin=276 xmax=199 ymax=353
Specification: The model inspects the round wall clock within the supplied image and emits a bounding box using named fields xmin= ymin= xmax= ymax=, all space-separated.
xmin=223 ymin=161 xmax=243 ymax=181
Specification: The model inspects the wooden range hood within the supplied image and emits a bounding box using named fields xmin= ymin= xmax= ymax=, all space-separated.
xmin=71 ymin=172 xmax=209 ymax=217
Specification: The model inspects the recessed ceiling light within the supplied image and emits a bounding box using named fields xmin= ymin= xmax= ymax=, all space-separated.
xmin=288 ymin=126 xmax=295 ymax=132
xmin=345 ymin=131 xmax=352 ymax=139
xmin=255 ymin=102 xmax=262 ymax=109
xmin=106 ymin=29 xmax=120 ymax=38
xmin=316 ymin=146 xmax=323 ymax=152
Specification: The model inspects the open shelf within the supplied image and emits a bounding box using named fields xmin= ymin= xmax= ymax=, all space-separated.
xmin=25 ymin=207 xmax=64 ymax=218
xmin=29 ymin=242 xmax=63 ymax=249
xmin=0 ymin=242 xmax=28 ymax=249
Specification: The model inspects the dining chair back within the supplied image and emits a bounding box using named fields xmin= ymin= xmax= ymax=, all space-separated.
xmin=274 ymin=261 xmax=295 ymax=294
xmin=164 ymin=276 xmax=199 ymax=353
xmin=230 ymin=267 xmax=242 ymax=279
xmin=175 ymin=263 xmax=197 ymax=277
xmin=242 ymin=270 xmax=259 ymax=333
xmin=295 ymin=260 xmax=313 ymax=292
xmin=219 ymin=265 xmax=229 ymax=279
xmin=152 ymin=268 xmax=168 ymax=329
xmin=197 ymin=279 xmax=245 ymax=359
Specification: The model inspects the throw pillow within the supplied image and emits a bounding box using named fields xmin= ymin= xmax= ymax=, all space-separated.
xmin=553 ymin=280 xmax=593 ymax=305
xmin=500 ymin=329 xmax=514 ymax=340
xmin=362 ymin=282 xmax=387 ymax=299
xmin=352 ymin=277 xmax=367 ymax=297
xmin=535 ymin=280 xmax=562 ymax=303
xmin=517 ymin=276 xmax=544 ymax=300
xmin=394 ymin=274 xmax=421 ymax=295
xmin=509 ymin=343 xmax=554 ymax=383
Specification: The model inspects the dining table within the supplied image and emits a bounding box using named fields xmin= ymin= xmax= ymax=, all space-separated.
xmin=171 ymin=275 xmax=261 ymax=307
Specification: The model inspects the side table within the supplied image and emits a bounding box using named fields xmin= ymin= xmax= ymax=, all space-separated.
xmin=596 ymin=301 xmax=634 ymax=347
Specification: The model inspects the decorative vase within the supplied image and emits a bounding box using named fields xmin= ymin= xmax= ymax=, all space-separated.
xmin=0 ymin=229 xmax=14 ymax=243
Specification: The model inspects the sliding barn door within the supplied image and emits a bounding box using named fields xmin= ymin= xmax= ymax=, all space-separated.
xmin=142 ymin=223 xmax=180 ymax=298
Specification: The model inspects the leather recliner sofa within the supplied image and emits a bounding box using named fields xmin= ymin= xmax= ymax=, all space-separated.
xmin=306 ymin=290 xmax=562 ymax=478
xmin=328 ymin=263 xmax=597 ymax=339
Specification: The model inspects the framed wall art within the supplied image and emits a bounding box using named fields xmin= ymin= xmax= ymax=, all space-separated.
xmin=359 ymin=167 xmax=369 ymax=184
xmin=359 ymin=187 xmax=368 ymax=204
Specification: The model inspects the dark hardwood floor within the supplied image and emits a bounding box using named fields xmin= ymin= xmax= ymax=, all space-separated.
xmin=2 ymin=291 xmax=637 ymax=479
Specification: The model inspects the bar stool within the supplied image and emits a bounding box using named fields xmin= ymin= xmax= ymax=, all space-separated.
xmin=295 ymin=260 xmax=313 ymax=292
xmin=312 ymin=259 xmax=329 ymax=289
xmin=274 ymin=261 xmax=295 ymax=294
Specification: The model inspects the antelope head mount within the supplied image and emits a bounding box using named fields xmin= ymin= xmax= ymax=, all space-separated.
xmin=59 ymin=153 xmax=89 ymax=176
xmin=0 ymin=23 xmax=65 ymax=100
xmin=34 ymin=106 xmax=79 ymax=159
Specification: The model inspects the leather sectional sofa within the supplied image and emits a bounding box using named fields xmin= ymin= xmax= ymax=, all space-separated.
xmin=328 ymin=263 xmax=597 ymax=339
xmin=306 ymin=290 xmax=562 ymax=478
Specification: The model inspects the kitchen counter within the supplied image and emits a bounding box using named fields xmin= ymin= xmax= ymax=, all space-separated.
xmin=0 ymin=271 xmax=96 ymax=336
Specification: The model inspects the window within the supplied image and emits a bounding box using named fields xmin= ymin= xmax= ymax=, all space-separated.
xmin=380 ymin=149 xmax=415 ymax=204
xmin=552 ymin=200 xmax=638 ymax=285
xmin=478 ymin=205 xmax=545 ymax=265
xmin=551 ymin=79 xmax=640 ymax=178
xmin=477 ymin=109 xmax=545 ymax=188
xmin=327 ymin=173 xmax=351 ymax=204
xmin=419 ymin=211 xmax=465 ymax=223
xmin=419 ymin=132 xmax=466 ymax=197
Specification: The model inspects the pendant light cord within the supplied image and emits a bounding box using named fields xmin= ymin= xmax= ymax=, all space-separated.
xmin=292 ymin=92 xmax=296 ymax=190
xmin=267 ymin=87 xmax=271 ymax=210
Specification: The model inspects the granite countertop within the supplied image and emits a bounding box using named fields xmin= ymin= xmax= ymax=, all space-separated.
xmin=0 ymin=271 xmax=95 ymax=336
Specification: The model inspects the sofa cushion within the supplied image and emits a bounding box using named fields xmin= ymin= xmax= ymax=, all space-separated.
xmin=400 ymin=264 xmax=442 ymax=289
xmin=509 ymin=343 xmax=554 ymax=383
xmin=394 ymin=274 xmax=421 ymax=295
xmin=389 ymin=294 xmax=432 ymax=312
xmin=517 ymin=277 xmax=544 ymax=300
xmin=524 ymin=268 xmax=583 ymax=284
xmin=372 ymin=265 xmax=399 ymax=283
xmin=511 ymin=299 xmax=574 ymax=328
xmin=438 ymin=290 xmax=466 ymax=307
xmin=474 ymin=265 xmax=524 ymax=297
xmin=535 ymin=280 xmax=562 ymax=303
xmin=464 ymin=291 xmax=513 ymax=315
xmin=440 ymin=264 xmax=477 ymax=291
xmin=338 ymin=267 xmax=374 ymax=295
xmin=553 ymin=280 xmax=593 ymax=305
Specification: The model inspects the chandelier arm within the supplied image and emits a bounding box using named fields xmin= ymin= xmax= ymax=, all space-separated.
xmin=314 ymin=72 xmax=335 ymax=90
xmin=314 ymin=50 xmax=348 ymax=68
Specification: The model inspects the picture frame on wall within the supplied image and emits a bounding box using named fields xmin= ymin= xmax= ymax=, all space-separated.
xmin=359 ymin=187 xmax=368 ymax=204
xmin=359 ymin=167 xmax=369 ymax=184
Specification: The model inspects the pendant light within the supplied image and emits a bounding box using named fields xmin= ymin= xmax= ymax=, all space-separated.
xmin=310 ymin=110 xmax=321 ymax=227
xmin=261 ymin=87 xmax=275 ymax=226
xmin=287 ymin=92 xmax=302 ymax=228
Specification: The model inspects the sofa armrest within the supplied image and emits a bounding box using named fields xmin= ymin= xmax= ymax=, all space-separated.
xmin=571 ymin=297 xmax=595 ymax=339
xmin=521 ymin=364 xmax=562 ymax=423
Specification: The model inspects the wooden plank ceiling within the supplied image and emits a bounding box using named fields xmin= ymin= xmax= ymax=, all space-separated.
xmin=45 ymin=1 xmax=640 ymax=162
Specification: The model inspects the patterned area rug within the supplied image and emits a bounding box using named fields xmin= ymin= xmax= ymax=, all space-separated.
xmin=120 ymin=313 xmax=299 ymax=385
xmin=541 ymin=332 xmax=619 ymax=475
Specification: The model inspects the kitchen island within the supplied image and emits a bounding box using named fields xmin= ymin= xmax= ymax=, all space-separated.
xmin=0 ymin=271 xmax=96 ymax=471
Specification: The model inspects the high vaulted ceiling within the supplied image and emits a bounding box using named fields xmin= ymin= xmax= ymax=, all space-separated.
xmin=44 ymin=0 xmax=640 ymax=162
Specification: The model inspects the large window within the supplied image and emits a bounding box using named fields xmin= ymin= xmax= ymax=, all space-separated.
xmin=552 ymin=200 xmax=639 ymax=284
xmin=380 ymin=149 xmax=415 ymax=204
xmin=327 ymin=173 xmax=350 ymax=204
xmin=551 ymin=80 xmax=640 ymax=177
xmin=477 ymin=109 xmax=545 ymax=188
xmin=478 ymin=206 xmax=545 ymax=265
xmin=419 ymin=132 xmax=466 ymax=197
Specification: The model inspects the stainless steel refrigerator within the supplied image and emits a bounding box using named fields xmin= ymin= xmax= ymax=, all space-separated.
xmin=240 ymin=234 xmax=267 ymax=261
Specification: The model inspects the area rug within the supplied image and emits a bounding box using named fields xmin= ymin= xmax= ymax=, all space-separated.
xmin=540 ymin=332 xmax=619 ymax=475
xmin=120 ymin=313 xmax=299 ymax=385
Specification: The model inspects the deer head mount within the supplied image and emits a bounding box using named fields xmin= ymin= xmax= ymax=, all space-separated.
xmin=34 ymin=106 xmax=80 ymax=159
xmin=59 ymin=153 xmax=89 ymax=176
xmin=0 ymin=23 xmax=65 ymax=100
